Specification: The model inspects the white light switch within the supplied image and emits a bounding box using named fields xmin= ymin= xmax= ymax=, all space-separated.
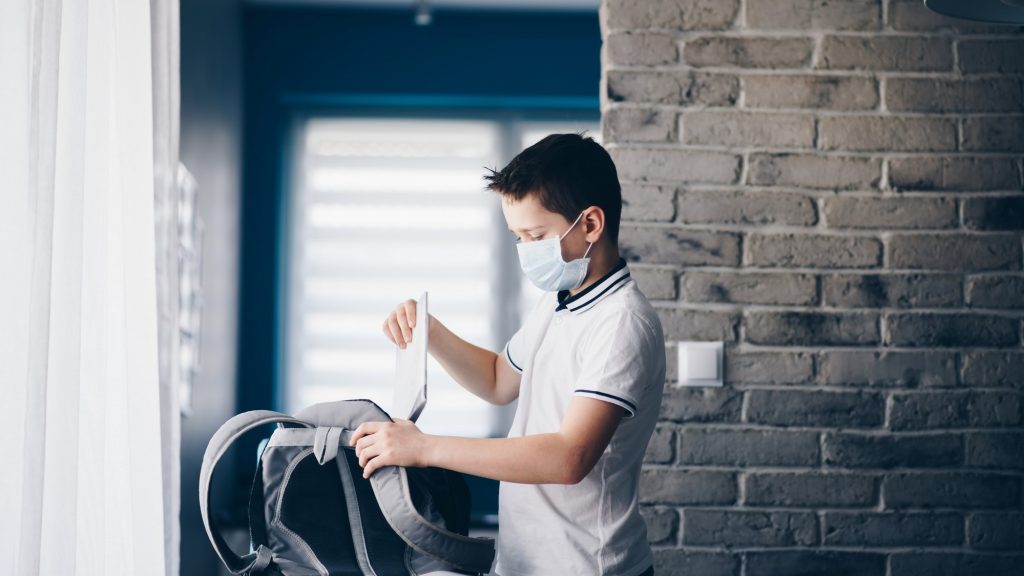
xmin=678 ymin=342 xmax=723 ymax=387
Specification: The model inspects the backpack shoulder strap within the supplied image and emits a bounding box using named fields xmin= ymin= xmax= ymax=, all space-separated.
xmin=367 ymin=465 xmax=496 ymax=574
xmin=199 ymin=410 xmax=311 ymax=575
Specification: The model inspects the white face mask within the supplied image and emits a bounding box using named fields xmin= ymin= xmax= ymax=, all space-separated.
xmin=515 ymin=211 xmax=593 ymax=292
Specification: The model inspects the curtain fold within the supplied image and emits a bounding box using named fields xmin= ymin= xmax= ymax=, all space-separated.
xmin=0 ymin=1 xmax=180 ymax=574
xmin=151 ymin=0 xmax=182 ymax=574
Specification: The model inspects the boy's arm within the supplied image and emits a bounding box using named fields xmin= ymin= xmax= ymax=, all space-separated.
xmin=383 ymin=299 xmax=520 ymax=406
xmin=350 ymin=396 xmax=625 ymax=484
xmin=428 ymin=315 xmax=522 ymax=406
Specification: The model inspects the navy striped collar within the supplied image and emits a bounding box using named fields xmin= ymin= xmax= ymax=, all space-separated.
xmin=555 ymin=258 xmax=631 ymax=314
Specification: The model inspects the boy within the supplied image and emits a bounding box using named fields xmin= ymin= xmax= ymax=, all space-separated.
xmin=350 ymin=133 xmax=666 ymax=576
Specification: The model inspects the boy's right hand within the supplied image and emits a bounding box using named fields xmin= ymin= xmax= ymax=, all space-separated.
xmin=383 ymin=298 xmax=420 ymax=350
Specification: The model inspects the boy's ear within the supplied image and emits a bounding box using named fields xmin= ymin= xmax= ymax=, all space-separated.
xmin=582 ymin=206 xmax=605 ymax=243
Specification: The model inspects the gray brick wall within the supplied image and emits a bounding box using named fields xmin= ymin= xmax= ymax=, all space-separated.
xmin=600 ymin=1 xmax=1024 ymax=574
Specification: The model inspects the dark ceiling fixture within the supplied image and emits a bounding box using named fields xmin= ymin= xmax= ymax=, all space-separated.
xmin=924 ymin=0 xmax=1024 ymax=24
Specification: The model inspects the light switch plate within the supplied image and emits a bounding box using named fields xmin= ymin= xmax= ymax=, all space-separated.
xmin=677 ymin=341 xmax=724 ymax=387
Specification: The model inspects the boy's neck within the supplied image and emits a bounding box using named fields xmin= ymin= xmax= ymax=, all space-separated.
xmin=567 ymin=244 xmax=621 ymax=297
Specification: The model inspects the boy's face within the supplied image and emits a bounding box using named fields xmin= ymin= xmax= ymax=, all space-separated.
xmin=500 ymin=193 xmax=591 ymax=261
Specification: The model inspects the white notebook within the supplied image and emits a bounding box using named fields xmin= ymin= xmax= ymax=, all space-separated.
xmin=391 ymin=292 xmax=428 ymax=422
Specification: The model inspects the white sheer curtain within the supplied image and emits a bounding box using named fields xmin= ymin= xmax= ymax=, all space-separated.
xmin=0 ymin=1 xmax=180 ymax=575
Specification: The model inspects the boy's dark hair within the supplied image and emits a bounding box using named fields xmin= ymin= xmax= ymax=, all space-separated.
xmin=483 ymin=131 xmax=622 ymax=243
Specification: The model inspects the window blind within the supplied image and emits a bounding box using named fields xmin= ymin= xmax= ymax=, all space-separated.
xmin=287 ymin=116 xmax=600 ymax=437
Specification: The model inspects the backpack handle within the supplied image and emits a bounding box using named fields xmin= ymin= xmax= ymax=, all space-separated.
xmin=296 ymin=399 xmax=496 ymax=574
xmin=199 ymin=410 xmax=311 ymax=575
xmin=368 ymin=465 xmax=496 ymax=574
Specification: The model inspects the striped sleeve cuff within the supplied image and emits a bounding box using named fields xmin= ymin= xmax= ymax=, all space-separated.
xmin=504 ymin=341 xmax=523 ymax=374
xmin=573 ymin=389 xmax=636 ymax=418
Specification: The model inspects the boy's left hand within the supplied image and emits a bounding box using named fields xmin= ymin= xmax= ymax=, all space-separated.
xmin=350 ymin=419 xmax=429 ymax=479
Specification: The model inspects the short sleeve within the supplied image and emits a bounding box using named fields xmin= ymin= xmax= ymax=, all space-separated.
xmin=503 ymin=325 xmax=527 ymax=374
xmin=572 ymin=310 xmax=659 ymax=418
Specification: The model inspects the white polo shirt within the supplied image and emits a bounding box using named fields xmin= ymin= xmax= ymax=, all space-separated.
xmin=494 ymin=259 xmax=666 ymax=576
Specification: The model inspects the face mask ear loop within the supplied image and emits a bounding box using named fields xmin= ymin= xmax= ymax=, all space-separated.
xmin=576 ymin=211 xmax=594 ymax=259
xmin=562 ymin=211 xmax=586 ymax=239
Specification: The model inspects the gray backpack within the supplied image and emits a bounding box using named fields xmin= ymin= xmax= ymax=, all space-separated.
xmin=200 ymin=399 xmax=496 ymax=575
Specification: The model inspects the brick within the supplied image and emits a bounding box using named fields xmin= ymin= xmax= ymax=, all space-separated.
xmin=660 ymin=385 xmax=743 ymax=423
xmin=611 ymin=148 xmax=741 ymax=184
xmin=684 ymin=37 xmax=813 ymax=68
xmin=748 ymin=153 xmax=880 ymax=189
xmin=823 ymin=432 xmax=963 ymax=468
xmin=640 ymin=506 xmax=678 ymax=545
xmin=745 ymin=472 xmax=879 ymax=507
xmin=745 ymin=311 xmax=879 ymax=346
xmin=663 ymin=342 xmax=679 ymax=379
xmin=683 ymin=509 xmax=819 ymax=546
xmin=968 ymin=513 xmax=1024 ymax=551
xmin=604 ymin=0 xmax=740 ymax=31
xmin=679 ymin=190 xmax=817 ymax=226
xmin=821 ymin=36 xmax=952 ymax=71
xmin=605 ymin=31 xmax=678 ymax=66
xmin=890 ymin=157 xmax=1022 ymax=191
xmin=890 ymin=552 xmax=1023 ymax=576
xmin=746 ymin=0 xmax=881 ymax=31
xmin=603 ymin=107 xmax=677 ymax=144
xmin=883 ymin=472 xmax=1021 ymax=509
xmin=746 ymin=389 xmax=885 ymax=427
xmin=658 ymin=307 xmax=739 ymax=341
xmin=887 ymin=78 xmax=1023 ymax=113
xmin=745 ymin=75 xmax=878 ymax=110
xmin=887 ymin=0 xmax=951 ymax=30
xmin=889 ymin=391 xmax=1022 ymax=430
xmin=640 ymin=468 xmax=737 ymax=505
xmin=726 ymin=350 xmax=815 ymax=385
xmin=822 ymin=273 xmax=962 ymax=308
xmin=961 ymin=352 xmax=1024 ymax=389
xmin=959 ymin=40 xmax=1024 ymax=74
xmin=621 ymin=182 xmax=676 ymax=222
xmin=819 ymin=350 xmax=958 ymax=388
xmin=824 ymin=196 xmax=957 ymax=229
xmin=678 ymin=428 xmax=820 ymax=467
xmin=747 ymin=233 xmax=883 ymax=268
xmin=888 ymin=234 xmax=1023 ymax=272
xmin=962 ymin=117 xmax=1024 ymax=153
xmin=631 ymin=265 xmax=677 ymax=300
xmin=666 ymin=343 xmax=677 ymax=381
xmin=884 ymin=313 xmax=1020 ymax=347
xmin=967 ymin=275 xmax=1024 ymax=309
xmin=621 ymin=226 xmax=741 ymax=266
xmin=963 ymin=197 xmax=1024 ymax=231
xmin=823 ymin=512 xmax=963 ymax=546
xmin=751 ymin=552 xmax=886 ymax=576
xmin=644 ymin=425 xmax=676 ymax=463
xmin=819 ymin=117 xmax=957 ymax=152
xmin=682 ymin=270 xmax=817 ymax=305
xmin=681 ymin=111 xmax=815 ymax=148
xmin=888 ymin=0 xmax=1023 ymax=33
xmin=966 ymin=432 xmax=1024 ymax=470
xmin=652 ymin=550 xmax=739 ymax=576
xmin=606 ymin=70 xmax=739 ymax=106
